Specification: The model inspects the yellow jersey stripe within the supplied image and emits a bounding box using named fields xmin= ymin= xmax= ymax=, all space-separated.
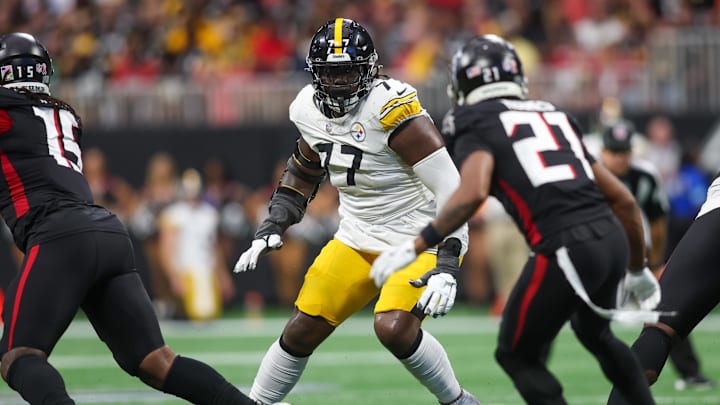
xmin=380 ymin=98 xmax=423 ymax=132
xmin=379 ymin=91 xmax=418 ymax=116
xmin=334 ymin=18 xmax=343 ymax=54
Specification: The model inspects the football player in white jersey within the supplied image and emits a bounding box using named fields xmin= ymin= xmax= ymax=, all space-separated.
xmin=233 ymin=18 xmax=478 ymax=405
xmin=158 ymin=169 xmax=233 ymax=321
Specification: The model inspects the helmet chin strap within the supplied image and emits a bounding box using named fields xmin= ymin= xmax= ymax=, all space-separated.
xmin=3 ymin=82 xmax=51 ymax=95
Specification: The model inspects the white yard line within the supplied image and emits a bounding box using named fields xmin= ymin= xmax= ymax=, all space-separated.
xmin=51 ymin=313 xmax=720 ymax=339
xmin=1 ymin=314 xmax=719 ymax=404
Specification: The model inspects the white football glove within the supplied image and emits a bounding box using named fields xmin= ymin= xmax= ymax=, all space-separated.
xmin=369 ymin=240 xmax=417 ymax=288
xmin=411 ymin=272 xmax=457 ymax=318
xmin=617 ymin=267 xmax=661 ymax=311
xmin=233 ymin=234 xmax=283 ymax=272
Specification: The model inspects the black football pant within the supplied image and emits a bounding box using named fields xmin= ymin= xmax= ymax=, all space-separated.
xmin=656 ymin=207 xmax=720 ymax=343
xmin=669 ymin=337 xmax=703 ymax=379
xmin=608 ymin=208 xmax=720 ymax=404
xmin=495 ymin=222 xmax=654 ymax=405
xmin=0 ymin=231 xmax=164 ymax=374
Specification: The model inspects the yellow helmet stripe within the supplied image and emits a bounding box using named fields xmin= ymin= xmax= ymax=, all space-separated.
xmin=334 ymin=17 xmax=344 ymax=54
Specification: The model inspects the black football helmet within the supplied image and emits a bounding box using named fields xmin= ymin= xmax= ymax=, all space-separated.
xmin=448 ymin=35 xmax=527 ymax=106
xmin=306 ymin=18 xmax=378 ymax=115
xmin=0 ymin=32 xmax=53 ymax=94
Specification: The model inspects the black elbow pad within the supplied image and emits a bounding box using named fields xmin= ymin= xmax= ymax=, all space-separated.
xmin=255 ymin=186 xmax=308 ymax=238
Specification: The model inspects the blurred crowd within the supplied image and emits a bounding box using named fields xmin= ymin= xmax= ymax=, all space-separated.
xmin=0 ymin=148 xmax=342 ymax=322
xmin=1 ymin=0 xmax=719 ymax=321
xmin=1 ymin=0 xmax=719 ymax=88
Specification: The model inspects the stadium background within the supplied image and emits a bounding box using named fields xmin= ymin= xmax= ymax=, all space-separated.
xmin=1 ymin=1 xmax=720 ymax=404
xmin=0 ymin=0 xmax=718 ymax=311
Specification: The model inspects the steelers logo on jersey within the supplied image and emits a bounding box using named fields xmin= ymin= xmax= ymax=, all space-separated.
xmin=351 ymin=122 xmax=366 ymax=142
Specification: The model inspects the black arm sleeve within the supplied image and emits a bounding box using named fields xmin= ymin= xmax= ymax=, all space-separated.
xmin=436 ymin=237 xmax=461 ymax=275
xmin=254 ymin=186 xmax=309 ymax=238
xmin=255 ymin=142 xmax=327 ymax=238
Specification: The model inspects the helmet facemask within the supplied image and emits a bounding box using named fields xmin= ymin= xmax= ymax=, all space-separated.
xmin=307 ymin=51 xmax=377 ymax=115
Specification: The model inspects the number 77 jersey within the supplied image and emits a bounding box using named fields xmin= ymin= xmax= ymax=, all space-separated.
xmin=442 ymin=98 xmax=612 ymax=250
xmin=289 ymin=79 xmax=442 ymax=253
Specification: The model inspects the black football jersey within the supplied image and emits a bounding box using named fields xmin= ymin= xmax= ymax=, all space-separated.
xmin=442 ymin=98 xmax=613 ymax=249
xmin=0 ymin=87 xmax=122 ymax=250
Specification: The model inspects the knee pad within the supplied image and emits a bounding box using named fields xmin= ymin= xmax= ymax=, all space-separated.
xmin=494 ymin=345 xmax=515 ymax=370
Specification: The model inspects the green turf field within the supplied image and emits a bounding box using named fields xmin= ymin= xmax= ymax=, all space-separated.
xmin=1 ymin=306 xmax=718 ymax=404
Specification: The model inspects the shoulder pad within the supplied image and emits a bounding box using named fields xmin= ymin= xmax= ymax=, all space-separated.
xmin=289 ymin=85 xmax=317 ymax=121
xmin=366 ymin=78 xmax=426 ymax=132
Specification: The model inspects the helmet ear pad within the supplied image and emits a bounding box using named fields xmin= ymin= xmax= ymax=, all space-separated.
xmin=447 ymin=83 xmax=462 ymax=107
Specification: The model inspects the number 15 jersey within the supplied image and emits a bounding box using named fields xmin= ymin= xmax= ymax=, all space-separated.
xmin=443 ymin=98 xmax=612 ymax=251
xmin=0 ymin=87 xmax=123 ymax=251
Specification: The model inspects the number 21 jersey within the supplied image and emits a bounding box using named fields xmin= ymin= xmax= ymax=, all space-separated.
xmin=443 ymin=98 xmax=612 ymax=250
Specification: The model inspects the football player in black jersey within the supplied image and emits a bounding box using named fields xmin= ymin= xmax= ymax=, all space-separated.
xmin=607 ymin=171 xmax=720 ymax=404
xmin=601 ymin=121 xmax=715 ymax=391
xmin=0 ymin=33 xmax=256 ymax=405
xmin=371 ymin=35 xmax=662 ymax=404
xmin=600 ymin=121 xmax=669 ymax=273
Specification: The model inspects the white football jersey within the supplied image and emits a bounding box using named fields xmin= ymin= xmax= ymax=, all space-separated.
xmin=161 ymin=201 xmax=219 ymax=275
xmin=290 ymin=78 xmax=442 ymax=253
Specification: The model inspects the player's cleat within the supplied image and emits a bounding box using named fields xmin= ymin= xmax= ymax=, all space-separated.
xmin=446 ymin=389 xmax=481 ymax=405
xmin=674 ymin=374 xmax=716 ymax=391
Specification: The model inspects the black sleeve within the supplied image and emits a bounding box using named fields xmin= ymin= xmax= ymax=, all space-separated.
xmin=453 ymin=130 xmax=492 ymax=170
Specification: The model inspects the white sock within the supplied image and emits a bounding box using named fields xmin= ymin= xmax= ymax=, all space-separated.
xmin=250 ymin=339 xmax=309 ymax=404
xmin=399 ymin=329 xmax=463 ymax=403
